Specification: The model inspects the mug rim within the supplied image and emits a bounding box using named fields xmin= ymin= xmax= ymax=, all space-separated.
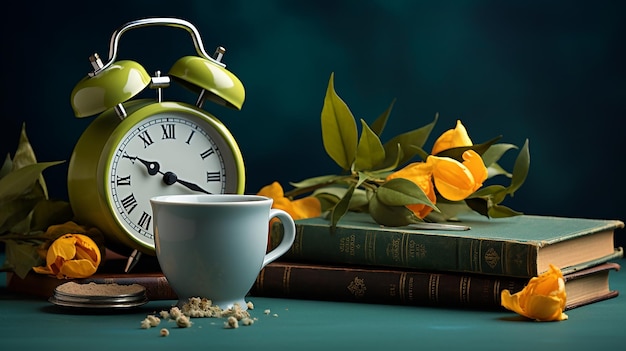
xmin=150 ymin=194 xmax=271 ymax=205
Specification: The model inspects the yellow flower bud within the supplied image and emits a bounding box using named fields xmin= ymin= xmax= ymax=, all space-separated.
xmin=501 ymin=264 xmax=568 ymax=321
xmin=428 ymin=150 xmax=487 ymax=201
xmin=257 ymin=181 xmax=322 ymax=220
xmin=385 ymin=162 xmax=437 ymax=219
xmin=431 ymin=120 xmax=473 ymax=155
xmin=32 ymin=233 xmax=102 ymax=279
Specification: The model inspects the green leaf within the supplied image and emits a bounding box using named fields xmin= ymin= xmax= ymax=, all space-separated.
xmin=407 ymin=145 xmax=430 ymax=163
xmin=0 ymin=153 xmax=12 ymax=179
xmin=314 ymin=192 xmax=341 ymax=212
xmin=313 ymin=186 xmax=349 ymax=199
xmin=487 ymin=163 xmax=512 ymax=178
xmin=290 ymin=174 xmax=344 ymax=188
xmin=355 ymin=119 xmax=386 ymax=171
xmin=470 ymin=184 xmax=507 ymax=198
xmin=329 ymin=183 xmax=356 ymax=228
xmin=314 ymin=186 xmax=369 ymax=212
xmin=368 ymin=195 xmax=421 ymax=227
xmin=468 ymin=184 xmax=508 ymax=208
xmin=370 ymin=99 xmax=396 ymax=136
xmin=0 ymin=161 xmax=65 ymax=206
xmin=321 ymin=73 xmax=358 ymax=170
xmin=348 ymin=190 xmax=370 ymax=211
xmin=488 ymin=204 xmax=523 ymax=218
xmin=425 ymin=200 xmax=473 ymax=222
xmin=4 ymin=239 xmax=44 ymax=279
xmin=435 ymin=136 xmax=502 ymax=162
xmin=30 ymin=199 xmax=73 ymax=232
xmin=376 ymin=178 xmax=437 ymax=209
xmin=0 ymin=166 xmax=49 ymax=233
xmin=370 ymin=143 xmax=403 ymax=173
xmin=507 ymin=139 xmax=530 ymax=195
xmin=12 ymin=123 xmax=38 ymax=170
xmin=481 ymin=143 xmax=518 ymax=168
xmin=382 ymin=113 xmax=438 ymax=166
xmin=13 ymin=123 xmax=51 ymax=199
xmin=0 ymin=196 xmax=40 ymax=234
xmin=356 ymin=171 xmax=370 ymax=187
xmin=464 ymin=197 xmax=489 ymax=217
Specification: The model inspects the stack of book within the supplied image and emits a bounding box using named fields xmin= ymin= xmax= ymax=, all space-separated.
xmin=6 ymin=212 xmax=623 ymax=312
xmin=251 ymin=212 xmax=624 ymax=311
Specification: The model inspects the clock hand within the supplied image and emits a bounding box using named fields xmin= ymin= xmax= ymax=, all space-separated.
xmin=162 ymin=171 xmax=212 ymax=194
xmin=126 ymin=155 xmax=212 ymax=194
xmin=124 ymin=155 xmax=160 ymax=176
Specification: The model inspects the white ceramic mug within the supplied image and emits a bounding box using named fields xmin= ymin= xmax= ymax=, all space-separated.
xmin=150 ymin=194 xmax=296 ymax=309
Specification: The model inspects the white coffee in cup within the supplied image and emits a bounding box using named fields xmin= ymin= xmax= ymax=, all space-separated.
xmin=150 ymin=194 xmax=296 ymax=309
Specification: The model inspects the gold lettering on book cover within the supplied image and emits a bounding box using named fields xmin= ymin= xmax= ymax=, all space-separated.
xmin=509 ymin=251 xmax=525 ymax=269
xmin=364 ymin=232 xmax=375 ymax=261
xmin=407 ymin=276 xmax=414 ymax=300
xmin=347 ymin=277 xmax=367 ymax=297
xmin=282 ymin=266 xmax=292 ymax=295
xmin=398 ymin=273 xmax=407 ymax=302
xmin=484 ymin=247 xmax=500 ymax=269
xmin=493 ymin=280 xmax=501 ymax=303
xmin=408 ymin=240 xmax=426 ymax=260
xmin=387 ymin=237 xmax=401 ymax=262
xmin=389 ymin=283 xmax=397 ymax=298
xmin=471 ymin=242 xmax=480 ymax=271
xmin=459 ymin=276 xmax=470 ymax=304
xmin=339 ymin=235 xmax=357 ymax=256
xmin=429 ymin=274 xmax=440 ymax=302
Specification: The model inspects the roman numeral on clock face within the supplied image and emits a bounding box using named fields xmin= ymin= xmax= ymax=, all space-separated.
xmin=207 ymin=171 xmax=221 ymax=182
xmin=200 ymin=147 xmax=215 ymax=159
xmin=138 ymin=131 xmax=154 ymax=148
xmin=185 ymin=130 xmax=195 ymax=144
xmin=161 ymin=124 xmax=175 ymax=139
xmin=116 ymin=175 xmax=131 ymax=186
xmin=121 ymin=193 xmax=138 ymax=214
xmin=103 ymin=112 xmax=242 ymax=248
xmin=138 ymin=211 xmax=152 ymax=231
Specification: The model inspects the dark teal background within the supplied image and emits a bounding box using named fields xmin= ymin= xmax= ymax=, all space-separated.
xmin=1 ymin=0 xmax=624 ymax=247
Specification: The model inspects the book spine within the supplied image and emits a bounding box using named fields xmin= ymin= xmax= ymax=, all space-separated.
xmin=250 ymin=262 xmax=528 ymax=309
xmin=272 ymin=223 xmax=538 ymax=277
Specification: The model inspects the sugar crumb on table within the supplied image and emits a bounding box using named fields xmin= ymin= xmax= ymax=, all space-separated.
xmin=140 ymin=297 xmax=257 ymax=334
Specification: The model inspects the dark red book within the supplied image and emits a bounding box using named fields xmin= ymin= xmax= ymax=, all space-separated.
xmin=6 ymin=256 xmax=620 ymax=311
xmin=249 ymin=261 xmax=621 ymax=310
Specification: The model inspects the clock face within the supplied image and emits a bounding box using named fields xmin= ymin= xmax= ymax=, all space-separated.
xmin=105 ymin=110 xmax=242 ymax=249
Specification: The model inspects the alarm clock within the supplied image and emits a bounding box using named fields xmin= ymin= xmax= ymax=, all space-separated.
xmin=67 ymin=18 xmax=246 ymax=257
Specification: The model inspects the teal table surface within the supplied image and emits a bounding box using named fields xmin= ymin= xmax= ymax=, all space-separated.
xmin=1 ymin=259 xmax=624 ymax=350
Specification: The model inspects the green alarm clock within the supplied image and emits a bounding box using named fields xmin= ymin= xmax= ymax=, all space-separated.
xmin=67 ymin=18 xmax=246 ymax=257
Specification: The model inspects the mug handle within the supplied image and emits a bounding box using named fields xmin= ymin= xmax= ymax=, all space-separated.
xmin=262 ymin=209 xmax=296 ymax=268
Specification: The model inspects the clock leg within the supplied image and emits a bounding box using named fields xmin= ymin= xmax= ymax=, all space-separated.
xmin=124 ymin=249 xmax=142 ymax=273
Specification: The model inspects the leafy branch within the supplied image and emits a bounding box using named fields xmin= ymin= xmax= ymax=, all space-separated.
xmin=0 ymin=124 xmax=73 ymax=278
xmin=285 ymin=73 xmax=530 ymax=228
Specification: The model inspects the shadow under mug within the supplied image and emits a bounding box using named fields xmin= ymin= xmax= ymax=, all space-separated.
xmin=150 ymin=194 xmax=296 ymax=310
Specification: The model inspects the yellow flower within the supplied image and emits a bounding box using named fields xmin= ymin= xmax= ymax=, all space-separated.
xmin=385 ymin=162 xmax=437 ymax=219
xmin=32 ymin=233 xmax=102 ymax=279
xmin=257 ymin=181 xmax=322 ymax=220
xmin=431 ymin=119 xmax=473 ymax=155
xmin=501 ymin=264 xmax=568 ymax=321
xmin=386 ymin=122 xmax=488 ymax=216
xmin=428 ymin=150 xmax=487 ymax=201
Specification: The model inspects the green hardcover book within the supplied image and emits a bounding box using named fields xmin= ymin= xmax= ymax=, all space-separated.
xmin=271 ymin=212 xmax=624 ymax=278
